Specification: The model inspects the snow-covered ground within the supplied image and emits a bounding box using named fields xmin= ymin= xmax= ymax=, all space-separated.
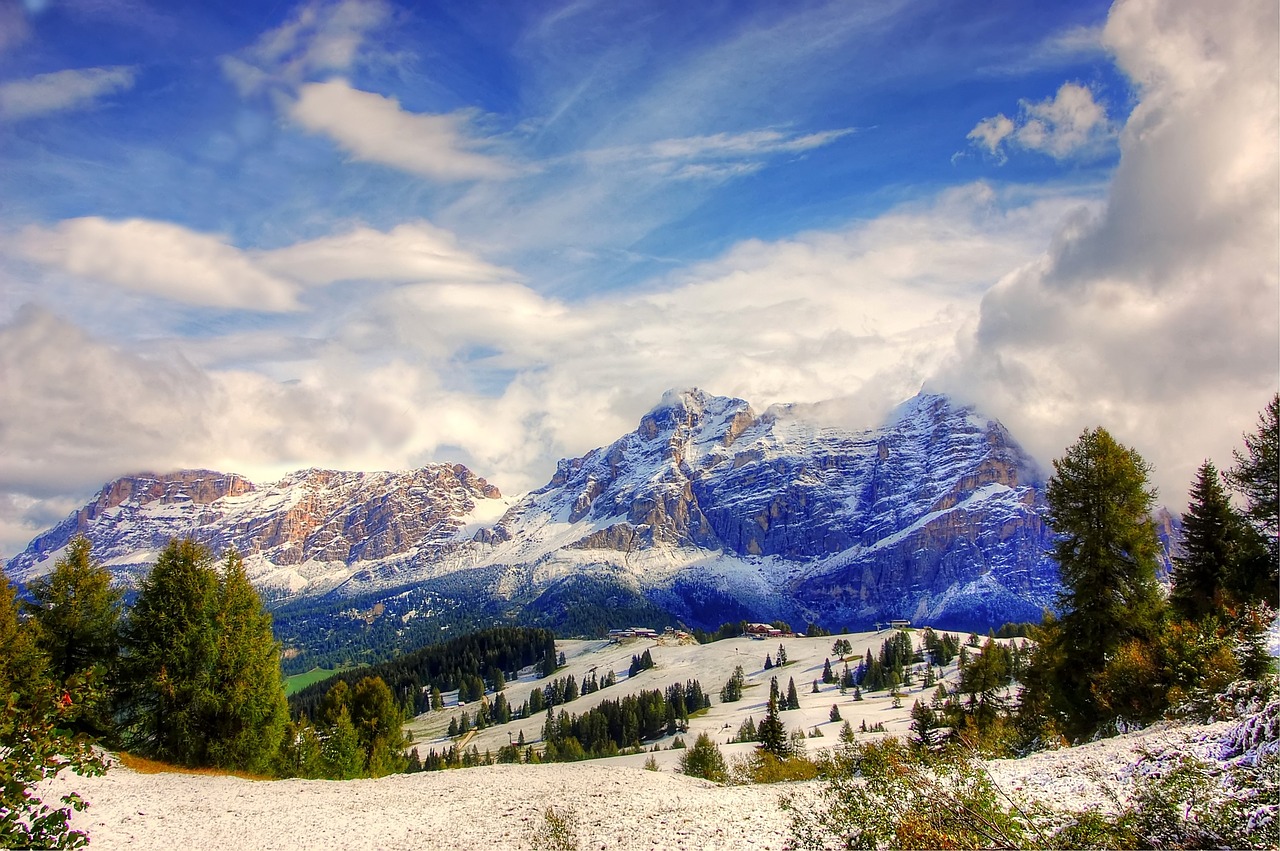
xmin=49 ymin=715 xmax=1266 ymax=850
xmin=40 ymin=629 xmax=1277 ymax=849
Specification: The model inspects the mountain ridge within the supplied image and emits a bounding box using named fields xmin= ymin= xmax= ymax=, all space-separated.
xmin=6 ymin=389 xmax=1063 ymax=642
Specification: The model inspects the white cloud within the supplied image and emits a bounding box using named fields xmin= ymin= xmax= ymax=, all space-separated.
xmin=289 ymin=79 xmax=514 ymax=181
xmin=942 ymin=0 xmax=1279 ymax=511
xmin=255 ymin=221 xmax=518 ymax=286
xmin=14 ymin=218 xmax=302 ymax=311
xmin=220 ymin=0 xmax=391 ymax=95
xmin=0 ymin=65 xmax=136 ymax=120
xmin=968 ymin=82 xmax=1115 ymax=161
xmin=577 ymin=127 xmax=853 ymax=181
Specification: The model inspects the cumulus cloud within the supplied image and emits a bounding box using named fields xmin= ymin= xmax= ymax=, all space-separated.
xmin=14 ymin=218 xmax=302 ymax=311
xmin=0 ymin=182 xmax=1073 ymax=557
xmin=968 ymin=81 xmax=1115 ymax=161
xmin=941 ymin=0 xmax=1279 ymax=510
xmin=9 ymin=217 xmax=520 ymax=315
xmin=0 ymin=65 xmax=136 ymax=120
xmin=289 ymin=80 xmax=514 ymax=181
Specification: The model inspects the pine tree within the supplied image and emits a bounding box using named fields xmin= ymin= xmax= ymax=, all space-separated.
xmin=1039 ymin=428 xmax=1165 ymax=738
xmin=811 ymin=679 xmax=820 ymax=694
xmin=785 ymin=677 xmax=800 ymax=710
xmin=1170 ymin=462 xmax=1239 ymax=620
xmin=829 ymin=704 xmax=842 ymax=722
xmin=822 ymin=657 xmax=834 ymax=683
xmin=320 ymin=705 xmax=363 ymax=779
xmin=777 ymin=643 xmax=788 ymax=666
xmin=764 ymin=653 xmax=773 ymax=670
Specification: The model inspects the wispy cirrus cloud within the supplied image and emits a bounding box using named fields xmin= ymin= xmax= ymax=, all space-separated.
xmin=968 ymin=81 xmax=1115 ymax=162
xmin=580 ymin=127 xmax=854 ymax=180
xmin=0 ymin=65 xmax=136 ymax=120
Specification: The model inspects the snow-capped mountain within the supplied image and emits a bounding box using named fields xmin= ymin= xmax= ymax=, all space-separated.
xmin=5 ymin=390 xmax=1060 ymax=632
xmin=468 ymin=389 xmax=1057 ymax=629
xmin=6 ymin=465 xmax=506 ymax=598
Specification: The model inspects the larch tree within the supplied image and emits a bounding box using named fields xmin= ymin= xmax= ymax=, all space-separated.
xmin=1041 ymin=427 xmax=1165 ymax=738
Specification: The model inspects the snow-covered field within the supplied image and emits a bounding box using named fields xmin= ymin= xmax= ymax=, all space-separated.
xmin=41 ymin=629 xmax=1278 ymax=849
xmin=49 ymin=717 xmax=1264 ymax=850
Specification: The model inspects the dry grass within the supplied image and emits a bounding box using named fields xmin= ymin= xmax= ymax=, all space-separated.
xmin=115 ymin=752 xmax=274 ymax=781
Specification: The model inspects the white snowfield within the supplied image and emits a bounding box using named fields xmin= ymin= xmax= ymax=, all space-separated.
xmin=45 ymin=630 xmax=1276 ymax=850
xmin=51 ymin=719 xmax=1252 ymax=851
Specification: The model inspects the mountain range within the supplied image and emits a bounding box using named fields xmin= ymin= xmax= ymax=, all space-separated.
xmin=6 ymin=390 xmax=1068 ymax=661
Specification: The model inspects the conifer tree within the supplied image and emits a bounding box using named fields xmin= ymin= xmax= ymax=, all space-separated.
xmin=117 ymin=538 xmax=220 ymax=766
xmin=829 ymin=704 xmax=841 ymax=723
xmin=757 ymin=686 xmax=788 ymax=758
xmin=1170 ymin=462 xmax=1239 ymax=620
xmin=23 ymin=536 xmax=122 ymax=687
xmin=1039 ymin=428 xmax=1165 ymax=738
xmin=206 ymin=549 xmax=288 ymax=774
xmin=785 ymin=677 xmax=800 ymax=710
xmin=821 ymin=657 xmax=834 ymax=684
xmin=1226 ymin=394 xmax=1280 ymax=602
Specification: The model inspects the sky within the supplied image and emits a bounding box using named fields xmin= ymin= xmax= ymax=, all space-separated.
xmin=0 ymin=0 xmax=1276 ymax=560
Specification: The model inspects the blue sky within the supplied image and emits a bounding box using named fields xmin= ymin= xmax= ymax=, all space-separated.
xmin=0 ymin=0 xmax=1276 ymax=558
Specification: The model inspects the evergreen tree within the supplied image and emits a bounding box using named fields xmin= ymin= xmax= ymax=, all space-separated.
xmin=829 ymin=704 xmax=842 ymax=723
xmin=785 ymin=677 xmax=800 ymax=710
xmin=0 ymin=575 xmax=109 ymax=849
xmin=757 ymin=686 xmax=788 ymax=758
xmin=821 ymin=657 xmax=834 ymax=684
xmin=320 ymin=705 xmax=363 ymax=779
xmin=1039 ymin=428 xmax=1165 ymax=738
xmin=1226 ymin=394 xmax=1280 ymax=601
xmin=776 ymin=643 xmax=788 ymax=666
xmin=764 ymin=653 xmax=773 ymax=670
xmin=350 ymin=676 xmax=408 ymax=776
xmin=719 ymin=666 xmax=745 ymax=702
xmin=23 ymin=535 xmax=122 ymax=687
xmin=1170 ymin=462 xmax=1239 ymax=620
xmin=679 ymin=732 xmax=727 ymax=782
xmin=205 ymin=550 xmax=288 ymax=774
xmin=811 ymin=679 xmax=820 ymax=694
xmin=117 ymin=538 xmax=221 ymax=766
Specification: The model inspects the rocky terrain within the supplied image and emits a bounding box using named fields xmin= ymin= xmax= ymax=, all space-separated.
xmin=6 ymin=390 xmax=1062 ymax=635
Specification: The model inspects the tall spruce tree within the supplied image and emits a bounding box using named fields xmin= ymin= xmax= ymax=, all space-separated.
xmin=1170 ymin=462 xmax=1238 ymax=621
xmin=118 ymin=539 xmax=288 ymax=772
xmin=205 ymin=550 xmax=288 ymax=774
xmin=118 ymin=538 xmax=220 ymax=765
xmin=1041 ymin=427 xmax=1165 ymax=738
xmin=23 ymin=536 xmax=122 ymax=687
xmin=1226 ymin=393 xmax=1279 ymax=602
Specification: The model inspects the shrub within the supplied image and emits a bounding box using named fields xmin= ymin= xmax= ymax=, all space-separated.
xmin=678 ymin=732 xmax=728 ymax=782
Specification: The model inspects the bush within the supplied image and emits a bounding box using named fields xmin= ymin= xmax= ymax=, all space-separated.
xmin=679 ymin=732 xmax=728 ymax=782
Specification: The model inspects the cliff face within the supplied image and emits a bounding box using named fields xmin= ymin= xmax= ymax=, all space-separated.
xmin=6 ymin=465 xmax=505 ymax=596
xmin=475 ymin=390 xmax=1058 ymax=628
xmin=6 ymin=390 xmax=1063 ymax=631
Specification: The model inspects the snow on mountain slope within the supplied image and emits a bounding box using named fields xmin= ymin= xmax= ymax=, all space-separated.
xmin=5 ymin=389 xmax=1059 ymax=631
xmin=6 ymin=466 xmax=504 ymax=597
